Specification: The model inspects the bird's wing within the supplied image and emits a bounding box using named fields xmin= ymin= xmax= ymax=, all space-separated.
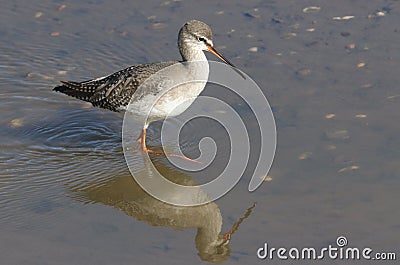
xmin=54 ymin=61 xmax=177 ymax=112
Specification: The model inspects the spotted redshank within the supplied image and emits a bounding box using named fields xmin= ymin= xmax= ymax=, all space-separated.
xmin=54 ymin=20 xmax=240 ymax=155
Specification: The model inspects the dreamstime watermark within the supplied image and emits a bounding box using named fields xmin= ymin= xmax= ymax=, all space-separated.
xmin=257 ymin=236 xmax=397 ymax=261
xmin=122 ymin=61 xmax=276 ymax=206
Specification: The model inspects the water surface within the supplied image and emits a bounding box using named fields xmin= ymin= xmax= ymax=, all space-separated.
xmin=1 ymin=0 xmax=399 ymax=264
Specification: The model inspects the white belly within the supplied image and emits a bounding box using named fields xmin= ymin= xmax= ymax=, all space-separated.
xmin=126 ymin=61 xmax=209 ymax=122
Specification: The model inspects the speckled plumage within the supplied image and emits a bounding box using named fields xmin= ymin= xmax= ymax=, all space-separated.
xmin=54 ymin=61 xmax=177 ymax=112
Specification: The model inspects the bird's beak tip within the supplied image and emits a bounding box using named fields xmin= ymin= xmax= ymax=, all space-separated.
xmin=207 ymin=45 xmax=234 ymax=67
xmin=206 ymin=44 xmax=246 ymax=79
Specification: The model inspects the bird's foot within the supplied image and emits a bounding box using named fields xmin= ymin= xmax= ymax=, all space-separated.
xmin=137 ymin=128 xmax=201 ymax=164
xmin=144 ymin=148 xmax=202 ymax=164
xmin=222 ymin=232 xmax=231 ymax=241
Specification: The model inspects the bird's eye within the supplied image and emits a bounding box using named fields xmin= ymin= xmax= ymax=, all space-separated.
xmin=198 ymin=37 xmax=206 ymax=42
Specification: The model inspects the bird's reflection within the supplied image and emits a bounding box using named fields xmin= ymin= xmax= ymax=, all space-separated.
xmin=67 ymin=160 xmax=255 ymax=263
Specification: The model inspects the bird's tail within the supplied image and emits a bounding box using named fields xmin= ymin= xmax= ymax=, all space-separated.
xmin=53 ymin=81 xmax=95 ymax=102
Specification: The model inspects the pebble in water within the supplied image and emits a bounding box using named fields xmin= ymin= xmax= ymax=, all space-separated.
xmin=325 ymin=130 xmax=350 ymax=140
xmin=9 ymin=119 xmax=24 ymax=128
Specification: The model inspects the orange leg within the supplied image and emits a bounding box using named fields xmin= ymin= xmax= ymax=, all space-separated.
xmin=136 ymin=127 xmax=148 ymax=152
xmin=221 ymin=202 xmax=257 ymax=241
xmin=136 ymin=126 xmax=202 ymax=163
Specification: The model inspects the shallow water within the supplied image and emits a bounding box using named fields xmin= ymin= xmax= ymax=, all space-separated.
xmin=1 ymin=0 xmax=399 ymax=264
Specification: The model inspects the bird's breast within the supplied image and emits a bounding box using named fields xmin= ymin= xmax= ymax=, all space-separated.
xmin=126 ymin=61 xmax=209 ymax=121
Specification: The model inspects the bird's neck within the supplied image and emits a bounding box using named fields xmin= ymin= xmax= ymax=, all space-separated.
xmin=180 ymin=48 xmax=207 ymax=62
xmin=194 ymin=203 xmax=223 ymax=248
xmin=179 ymin=39 xmax=207 ymax=62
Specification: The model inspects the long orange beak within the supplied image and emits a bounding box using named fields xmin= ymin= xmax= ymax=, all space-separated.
xmin=207 ymin=44 xmax=245 ymax=79
xmin=207 ymin=45 xmax=236 ymax=67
